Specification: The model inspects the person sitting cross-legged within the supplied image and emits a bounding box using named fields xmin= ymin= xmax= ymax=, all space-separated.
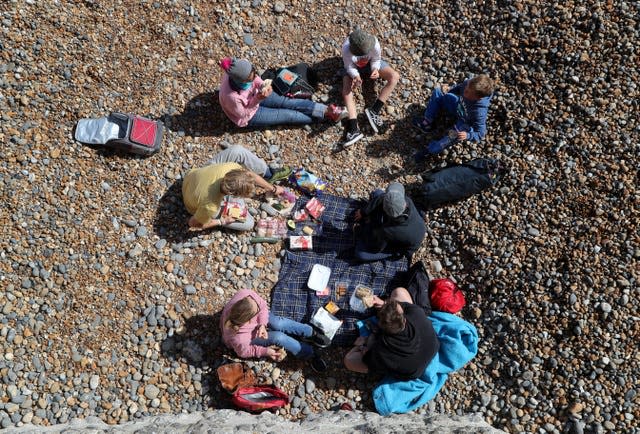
xmin=352 ymin=182 xmax=426 ymax=262
xmin=344 ymin=287 xmax=440 ymax=380
xmin=221 ymin=289 xmax=330 ymax=372
xmin=182 ymin=144 xmax=286 ymax=232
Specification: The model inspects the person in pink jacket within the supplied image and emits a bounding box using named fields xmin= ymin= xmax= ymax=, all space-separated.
xmin=218 ymin=57 xmax=346 ymax=128
xmin=220 ymin=289 xmax=329 ymax=371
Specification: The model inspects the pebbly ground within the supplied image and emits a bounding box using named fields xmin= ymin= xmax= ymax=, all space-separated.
xmin=0 ymin=0 xmax=638 ymax=433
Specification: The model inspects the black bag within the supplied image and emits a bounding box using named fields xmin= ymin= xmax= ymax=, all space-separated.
xmin=418 ymin=158 xmax=505 ymax=209
xmin=261 ymin=63 xmax=317 ymax=98
xmin=403 ymin=261 xmax=432 ymax=315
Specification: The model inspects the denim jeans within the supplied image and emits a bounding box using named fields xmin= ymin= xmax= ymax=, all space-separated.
xmin=248 ymin=93 xmax=327 ymax=127
xmin=214 ymin=196 xmax=255 ymax=231
xmin=423 ymin=87 xmax=459 ymax=121
xmin=423 ymin=88 xmax=463 ymax=154
xmin=251 ymin=313 xmax=314 ymax=359
xmin=205 ymin=144 xmax=269 ymax=177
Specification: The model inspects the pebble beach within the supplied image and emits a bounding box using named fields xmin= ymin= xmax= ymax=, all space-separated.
xmin=0 ymin=0 xmax=638 ymax=433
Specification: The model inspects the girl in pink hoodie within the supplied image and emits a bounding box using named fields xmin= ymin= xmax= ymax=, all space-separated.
xmin=218 ymin=57 xmax=346 ymax=128
xmin=220 ymin=289 xmax=329 ymax=370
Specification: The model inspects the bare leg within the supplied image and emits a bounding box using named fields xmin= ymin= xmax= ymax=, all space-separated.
xmin=344 ymin=347 xmax=369 ymax=373
xmin=342 ymin=75 xmax=358 ymax=119
xmin=377 ymin=66 xmax=400 ymax=103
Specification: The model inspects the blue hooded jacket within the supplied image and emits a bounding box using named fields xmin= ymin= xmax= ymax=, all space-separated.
xmin=450 ymin=80 xmax=492 ymax=142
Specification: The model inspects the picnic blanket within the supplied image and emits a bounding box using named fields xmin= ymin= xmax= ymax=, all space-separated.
xmin=373 ymin=311 xmax=479 ymax=415
xmin=270 ymin=194 xmax=408 ymax=346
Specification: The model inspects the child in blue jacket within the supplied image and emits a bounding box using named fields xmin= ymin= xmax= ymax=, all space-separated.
xmin=413 ymin=75 xmax=494 ymax=160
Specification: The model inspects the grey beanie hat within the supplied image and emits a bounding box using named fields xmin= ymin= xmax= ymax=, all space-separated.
xmin=221 ymin=57 xmax=253 ymax=82
xmin=383 ymin=182 xmax=407 ymax=218
xmin=349 ymin=29 xmax=375 ymax=56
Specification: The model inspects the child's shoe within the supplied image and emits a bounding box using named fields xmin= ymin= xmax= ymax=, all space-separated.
xmin=302 ymin=326 xmax=331 ymax=348
xmin=342 ymin=129 xmax=364 ymax=147
xmin=413 ymin=147 xmax=431 ymax=163
xmin=412 ymin=116 xmax=434 ymax=133
xmin=326 ymin=104 xmax=348 ymax=122
xmin=310 ymin=353 xmax=328 ymax=373
xmin=364 ymin=108 xmax=384 ymax=134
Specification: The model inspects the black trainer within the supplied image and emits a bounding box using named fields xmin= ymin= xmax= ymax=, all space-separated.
xmin=365 ymin=108 xmax=385 ymax=134
xmin=302 ymin=326 xmax=331 ymax=348
xmin=342 ymin=129 xmax=364 ymax=147
xmin=310 ymin=354 xmax=328 ymax=373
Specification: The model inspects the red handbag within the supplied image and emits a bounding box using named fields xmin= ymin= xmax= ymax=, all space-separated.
xmin=231 ymin=385 xmax=289 ymax=412
xmin=217 ymin=363 xmax=289 ymax=412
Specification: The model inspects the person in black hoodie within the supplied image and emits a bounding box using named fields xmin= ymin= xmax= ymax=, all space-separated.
xmin=343 ymin=287 xmax=439 ymax=380
xmin=352 ymin=182 xmax=426 ymax=262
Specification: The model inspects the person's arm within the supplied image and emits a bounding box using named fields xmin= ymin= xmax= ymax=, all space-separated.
xmin=249 ymin=172 xmax=284 ymax=196
xmin=369 ymin=39 xmax=382 ymax=74
xmin=188 ymin=215 xmax=234 ymax=230
xmin=228 ymin=334 xmax=271 ymax=359
xmin=342 ymin=40 xmax=360 ymax=80
xmin=253 ymin=293 xmax=270 ymax=326
xmin=449 ymin=80 xmax=465 ymax=95
xmin=463 ymin=103 xmax=489 ymax=142
xmin=362 ymin=192 xmax=384 ymax=217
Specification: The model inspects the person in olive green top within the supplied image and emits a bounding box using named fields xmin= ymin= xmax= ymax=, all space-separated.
xmin=182 ymin=145 xmax=284 ymax=231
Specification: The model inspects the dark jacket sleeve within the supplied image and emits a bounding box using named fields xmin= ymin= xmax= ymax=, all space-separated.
xmin=362 ymin=193 xmax=384 ymax=217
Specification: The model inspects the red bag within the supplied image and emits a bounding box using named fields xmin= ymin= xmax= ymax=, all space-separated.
xmin=429 ymin=279 xmax=466 ymax=313
xmin=232 ymin=385 xmax=289 ymax=412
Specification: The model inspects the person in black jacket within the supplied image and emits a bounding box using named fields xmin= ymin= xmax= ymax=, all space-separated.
xmin=352 ymin=182 xmax=426 ymax=262
xmin=343 ymin=287 xmax=439 ymax=380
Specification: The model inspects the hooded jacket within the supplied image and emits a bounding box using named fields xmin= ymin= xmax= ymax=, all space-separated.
xmin=359 ymin=194 xmax=426 ymax=257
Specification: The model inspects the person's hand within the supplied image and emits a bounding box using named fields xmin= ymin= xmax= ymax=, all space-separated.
xmin=441 ymin=84 xmax=450 ymax=93
xmin=274 ymin=185 xmax=284 ymax=196
xmin=351 ymin=75 xmax=363 ymax=90
xmin=457 ymin=131 xmax=468 ymax=140
xmin=217 ymin=216 xmax=235 ymax=226
xmin=371 ymin=295 xmax=384 ymax=308
xmin=266 ymin=347 xmax=279 ymax=361
xmin=259 ymin=85 xmax=272 ymax=99
xmin=370 ymin=69 xmax=379 ymax=80
xmin=268 ymin=346 xmax=286 ymax=362
xmin=257 ymin=324 xmax=268 ymax=339
xmin=353 ymin=209 xmax=363 ymax=222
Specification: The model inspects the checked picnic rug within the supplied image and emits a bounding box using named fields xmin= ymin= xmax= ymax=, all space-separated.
xmin=270 ymin=194 xmax=409 ymax=346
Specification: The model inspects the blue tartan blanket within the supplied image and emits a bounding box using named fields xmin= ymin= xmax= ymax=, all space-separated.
xmin=270 ymin=194 xmax=409 ymax=346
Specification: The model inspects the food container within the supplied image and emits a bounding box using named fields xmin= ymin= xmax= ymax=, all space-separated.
xmin=289 ymin=235 xmax=313 ymax=250
xmin=334 ymin=281 xmax=348 ymax=299
xmin=307 ymin=264 xmax=331 ymax=292
xmin=349 ymin=284 xmax=373 ymax=312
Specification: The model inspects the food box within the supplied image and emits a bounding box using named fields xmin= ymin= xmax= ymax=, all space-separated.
xmin=289 ymin=235 xmax=313 ymax=250
xmin=349 ymin=284 xmax=373 ymax=312
xmin=221 ymin=200 xmax=248 ymax=222
xmin=334 ymin=281 xmax=348 ymax=299
xmin=304 ymin=197 xmax=325 ymax=219
xmin=307 ymin=264 xmax=331 ymax=292
xmin=325 ymin=301 xmax=340 ymax=315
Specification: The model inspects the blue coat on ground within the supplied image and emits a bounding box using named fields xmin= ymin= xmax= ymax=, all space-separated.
xmin=372 ymin=311 xmax=478 ymax=415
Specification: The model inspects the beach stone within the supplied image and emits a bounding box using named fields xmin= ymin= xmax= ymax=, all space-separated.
xmin=144 ymin=385 xmax=160 ymax=400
